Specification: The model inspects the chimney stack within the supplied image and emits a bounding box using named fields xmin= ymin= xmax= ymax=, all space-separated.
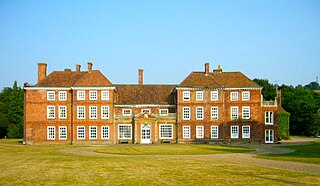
xmin=64 ymin=68 xmax=71 ymax=72
xmin=277 ymin=89 xmax=282 ymax=106
xmin=138 ymin=69 xmax=143 ymax=85
xmin=76 ymin=64 xmax=81 ymax=72
xmin=205 ymin=63 xmax=210 ymax=75
xmin=213 ymin=65 xmax=223 ymax=73
xmin=88 ymin=62 xmax=93 ymax=72
xmin=38 ymin=63 xmax=47 ymax=83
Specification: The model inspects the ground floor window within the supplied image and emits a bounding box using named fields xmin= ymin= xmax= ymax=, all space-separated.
xmin=196 ymin=126 xmax=204 ymax=138
xmin=118 ymin=124 xmax=132 ymax=139
xmin=101 ymin=126 xmax=109 ymax=139
xmin=47 ymin=126 xmax=55 ymax=140
xmin=160 ymin=124 xmax=173 ymax=139
xmin=89 ymin=126 xmax=97 ymax=139
xmin=211 ymin=126 xmax=218 ymax=139
xmin=183 ymin=126 xmax=190 ymax=138
xmin=77 ymin=126 xmax=85 ymax=139
xmin=231 ymin=126 xmax=239 ymax=138
xmin=59 ymin=126 xmax=67 ymax=140
xmin=242 ymin=126 xmax=250 ymax=138
xmin=265 ymin=129 xmax=274 ymax=143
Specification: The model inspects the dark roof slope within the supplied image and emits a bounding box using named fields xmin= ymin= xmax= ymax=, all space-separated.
xmin=115 ymin=85 xmax=176 ymax=105
xmin=179 ymin=71 xmax=260 ymax=88
xmin=35 ymin=70 xmax=112 ymax=87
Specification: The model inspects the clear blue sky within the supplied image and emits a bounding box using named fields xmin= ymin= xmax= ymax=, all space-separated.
xmin=0 ymin=0 xmax=319 ymax=88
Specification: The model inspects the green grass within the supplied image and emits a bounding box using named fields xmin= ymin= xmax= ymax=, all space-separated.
xmin=0 ymin=139 xmax=319 ymax=185
xmin=256 ymin=141 xmax=320 ymax=164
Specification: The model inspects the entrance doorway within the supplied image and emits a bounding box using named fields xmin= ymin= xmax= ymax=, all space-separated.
xmin=141 ymin=124 xmax=151 ymax=144
xmin=265 ymin=129 xmax=274 ymax=143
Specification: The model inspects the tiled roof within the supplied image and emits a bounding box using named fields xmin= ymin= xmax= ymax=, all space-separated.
xmin=179 ymin=72 xmax=260 ymax=88
xmin=115 ymin=85 xmax=176 ymax=105
xmin=35 ymin=70 xmax=112 ymax=87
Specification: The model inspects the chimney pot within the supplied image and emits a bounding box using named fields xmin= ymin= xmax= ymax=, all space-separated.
xmin=88 ymin=62 xmax=93 ymax=71
xmin=38 ymin=63 xmax=47 ymax=83
xmin=205 ymin=63 xmax=210 ymax=75
xmin=76 ymin=64 xmax=81 ymax=72
xmin=64 ymin=68 xmax=71 ymax=72
xmin=138 ymin=69 xmax=144 ymax=85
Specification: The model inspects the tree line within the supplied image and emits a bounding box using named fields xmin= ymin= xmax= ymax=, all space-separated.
xmin=0 ymin=80 xmax=319 ymax=138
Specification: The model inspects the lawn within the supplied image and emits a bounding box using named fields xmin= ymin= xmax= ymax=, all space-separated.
xmin=256 ymin=141 xmax=320 ymax=164
xmin=0 ymin=139 xmax=319 ymax=185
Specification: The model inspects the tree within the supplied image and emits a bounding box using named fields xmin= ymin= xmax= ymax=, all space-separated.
xmin=253 ymin=79 xmax=276 ymax=101
xmin=309 ymin=110 xmax=320 ymax=137
xmin=305 ymin=81 xmax=320 ymax=90
xmin=0 ymin=87 xmax=13 ymax=138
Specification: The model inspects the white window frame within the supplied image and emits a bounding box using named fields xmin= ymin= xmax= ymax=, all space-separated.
xmin=101 ymin=90 xmax=110 ymax=100
xmin=89 ymin=126 xmax=98 ymax=139
xmin=231 ymin=106 xmax=239 ymax=120
xmin=196 ymin=91 xmax=204 ymax=101
xmin=159 ymin=109 xmax=168 ymax=116
xmin=183 ymin=126 xmax=190 ymax=139
xmin=101 ymin=126 xmax=110 ymax=139
xmin=47 ymin=91 xmax=55 ymax=101
xmin=159 ymin=124 xmax=173 ymax=139
xmin=265 ymin=111 xmax=274 ymax=125
xmin=58 ymin=106 xmax=67 ymax=119
xmin=211 ymin=91 xmax=219 ymax=101
xmin=77 ymin=106 xmax=85 ymax=119
xmin=141 ymin=109 xmax=151 ymax=113
xmin=77 ymin=91 xmax=85 ymax=100
xmin=101 ymin=106 xmax=109 ymax=119
xmin=242 ymin=106 xmax=250 ymax=119
xmin=77 ymin=126 xmax=85 ymax=139
xmin=211 ymin=126 xmax=219 ymax=139
xmin=196 ymin=126 xmax=204 ymax=139
xmin=118 ymin=124 xmax=132 ymax=139
xmin=59 ymin=126 xmax=67 ymax=140
xmin=122 ymin=109 xmax=132 ymax=116
xmin=47 ymin=106 xmax=55 ymax=119
xmin=47 ymin=126 xmax=55 ymax=140
xmin=242 ymin=91 xmax=250 ymax=101
xmin=230 ymin=92 xmax=239 ymax=101
xmin=231 ymin=126 xmax=239 ymax=139
xmin=182 ymin=107 xmax=190 ymax=120
xmin=58 ymin=91 xmax=67 ymax=101
xmin=183 ymin=91 xmax=190 ymax=101
xmin=211 ymin=106 xmax=219 ymax=120
xmin=89 ymin=106 xmax=97 ymax=119
xmin=89 ymin=91 xmax=98 ymax=100
xmin=242 ymin=125 xmax=250 ymax=139
xmin=196 ymin=107 xmax=204 ymax=120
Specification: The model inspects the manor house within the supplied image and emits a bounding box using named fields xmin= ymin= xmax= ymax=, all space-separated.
xmin=24 ymin=62 xmax=278 ymax=144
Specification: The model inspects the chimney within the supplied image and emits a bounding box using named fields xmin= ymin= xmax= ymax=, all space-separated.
xmin=88 ymin=62 xmax=93 ymax=72
xmin=38 ymin=63 xmax=47 ymax=83
xmin=76 ymin=64 xmax=81 ymax=72
xmin=277 ymin=89 xmax=282 ymax=106
xmin=138 ymin=69 xmax=143 ymax=85
xmin=213 ymin=65 xmax=223 ymax=73
xmin=64 ymin=68 xmax=71 ymax=72
xmin=205 ymin=63 xmax=210 ymax=75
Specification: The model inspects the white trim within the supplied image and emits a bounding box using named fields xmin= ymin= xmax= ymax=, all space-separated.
xmin=25 ymin=87 xmax=71 ymax=90
xmin=159 ymin=124 xmax=173 ymax=139
xmin=176 ymin=87 xmax=262 ymax=91
xmin=72 ymin=87 xmax=116 ymax=90
xmin=115 ymin=104 xmax=176 ymax=108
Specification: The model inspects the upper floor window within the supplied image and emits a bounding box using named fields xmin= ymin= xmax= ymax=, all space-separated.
xmin=230 ymin=92 xmax=239 ymax=101
xmin=211 ymin=107 xmax=219 ymax=120
xmin=231 ymin=106 xmax=239 ymax=120
xmin=183 ymin=91 xmax=190 ymax=101
xmin=59 ymin=91 xmax=67 ymax=101
xmin=101 ymin=106 xmax=109 ymax=119
xmin=141 ymin=109 xmax=151 ymax=113
xmin=101 ymin=91 xmax=110 ymax=100
xmin=242 ymin=91 xmax=250 ymax=101
xmin=47 ymin=106 xmax=55 ymax=119
xmin=123 ymin=109 xmax=132 ymax=116
xmin=196 ymin=107 xmax=204 ymax=120
xmin=47 ymin=91 xmax=55 ymax=101
xmin=242 ymin=106 xmax=250 ymax=119
xmin=265 ymin=111 xmax=274 ymax=125
xmin=59 ymin=106 xmax=67 ymax=119
xmin=77 ymin=91 xmax=85 ymax=100
xmin=196 ymin=91 xmax=203 ymax=101
xmin=77 ymin=106 xmax=85 ymax=119
xmin=89 ymin=106 xmax=97 ymax=119
xmin=89 ymin=91 xmax=97 ymax=100
xmin=211 ymin=91 xmax=218 ymax=101
xmin=183 ymin=107 xmax=190 ymax=120
xmin=159 ymin=109 xmax=168 ymax=116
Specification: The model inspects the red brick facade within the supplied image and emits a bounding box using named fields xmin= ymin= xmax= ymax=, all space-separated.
xmin=24 ymin=62 xmax=278 ymax=144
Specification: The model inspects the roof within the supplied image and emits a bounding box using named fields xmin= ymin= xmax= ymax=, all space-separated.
xmin=35 ymin=70 xmax=112 ymax=87
xmin=179 ymin=71 xmax=260 ymax=88
xmin=115 ymin=85 xmax=176 ymax=105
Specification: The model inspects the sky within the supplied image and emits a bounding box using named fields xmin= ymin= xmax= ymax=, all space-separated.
xmin=0 ymin=0 xmax=319 ymax=89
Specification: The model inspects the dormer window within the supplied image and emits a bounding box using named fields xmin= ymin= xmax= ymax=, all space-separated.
xmin=183 ymin=91 xmax=190 ymax=101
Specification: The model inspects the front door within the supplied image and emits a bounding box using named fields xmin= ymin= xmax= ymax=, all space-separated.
xmin=265 ymin=129 xmax=274 ymax=143
xmin=141 ymin=124 xmax=151 ymax=144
